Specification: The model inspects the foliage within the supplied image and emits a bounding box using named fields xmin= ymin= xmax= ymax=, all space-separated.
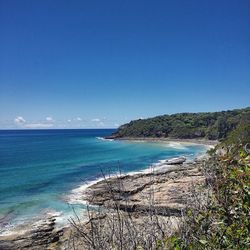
xmin=221 ymin=123 xmax=250 ymax=156
xmin=166 ymin=125 xmax=250 ymax=249
xmin=111 ymin=107 xmax=250 ymax=140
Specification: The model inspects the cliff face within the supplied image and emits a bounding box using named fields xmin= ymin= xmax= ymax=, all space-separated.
xmin=108 ymin=107 xmax=250 ymax=140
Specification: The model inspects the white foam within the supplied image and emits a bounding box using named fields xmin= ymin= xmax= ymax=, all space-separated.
xmin=67 ymin=177 xmax=105 ymax=205
xmin=66 ymin=171 xmax=127 ymax=206
xmin=96 ymin=137 xmax=114 ymax=142
xmin=165 ymin=142 xmax=187 ymax=150
xmin=0 ymin=226 xmax=28 ymax=237
xmin=0 ymin=210 xmax=63 ymax=236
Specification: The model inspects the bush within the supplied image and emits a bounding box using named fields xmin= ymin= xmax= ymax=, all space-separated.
xmin=168 ymin=141 xmax=250 ymax=249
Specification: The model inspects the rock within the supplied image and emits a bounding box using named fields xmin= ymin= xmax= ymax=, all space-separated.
xmin=168 ymin=172 xmax=179 ymax=179
xmin=84 ymin=161 xmax=205 ymax=217
xmin=104 ymin=135 xmax=116 ymax=139
xmin=215 ymin=148 xmax=226 ymax=156
xmin=0 ymin=216 xmax=65 ymax=250
xmin=165 ymin=157 xmax=186 ymax=165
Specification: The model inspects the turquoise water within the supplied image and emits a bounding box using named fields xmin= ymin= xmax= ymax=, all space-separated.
xmin=0 ymin=129 xmax=208 ymax=231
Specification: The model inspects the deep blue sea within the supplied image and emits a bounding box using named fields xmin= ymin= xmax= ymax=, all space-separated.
xmin=0 ymin=129 xmax=208 ymax=234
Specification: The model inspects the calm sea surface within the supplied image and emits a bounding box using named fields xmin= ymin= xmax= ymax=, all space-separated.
xmin=0 ymin=129 xmax=208 ymax=233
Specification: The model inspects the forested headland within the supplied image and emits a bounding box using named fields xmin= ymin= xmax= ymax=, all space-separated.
xmin=109 ymin=107 xmax=250 ymax=141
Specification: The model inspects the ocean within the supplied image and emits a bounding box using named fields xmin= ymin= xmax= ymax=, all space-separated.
xmin=0 ymin=129 xmax=208 ymax=234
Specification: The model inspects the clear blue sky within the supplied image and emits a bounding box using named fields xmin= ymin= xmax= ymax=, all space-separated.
xmin=0 ymin=0 xmax=249 ymax=129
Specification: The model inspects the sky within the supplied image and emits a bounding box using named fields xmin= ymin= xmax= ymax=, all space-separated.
xmin=0 ymin=0 xmax=249 ymax=129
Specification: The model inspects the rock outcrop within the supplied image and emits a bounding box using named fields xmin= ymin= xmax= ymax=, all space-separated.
xmin=0 ymin=216 xmax=65 ymax=250
xmin=163 ymin=156 xmax=186 ymax=165
xmin=84 ymin=159 xmax=205 ymax=216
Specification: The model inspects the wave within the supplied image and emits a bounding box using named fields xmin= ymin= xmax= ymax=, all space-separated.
xmin=66 ymin=177 xmax=106 ymax=205
xmin=96 ymin=137 xmax=114 ymax=142
xmin=0 ymin=210 xmax=62 ymax=236
xmin=164 ymin=142 xmax=188 ymax=150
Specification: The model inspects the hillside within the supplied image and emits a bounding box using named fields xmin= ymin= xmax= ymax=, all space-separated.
xmin=109 ymin=107 xmax=250 ymax=140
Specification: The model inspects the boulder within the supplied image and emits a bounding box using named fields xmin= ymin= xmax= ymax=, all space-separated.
xmin=165 ymin=157 xmax=186 ymax=165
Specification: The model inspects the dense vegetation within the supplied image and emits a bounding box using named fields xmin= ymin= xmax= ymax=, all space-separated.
xmin=166 ymin=124 xmax=250 ymax=249
xmin=110 ymin=107 xmax=250 ymax=140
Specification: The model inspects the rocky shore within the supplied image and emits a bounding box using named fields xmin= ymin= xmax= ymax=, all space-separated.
xmin=0 ymin=154 xmax=209 ymax=249
xmin=84 ymin=156 xmax=207 ymax=216
xmin=0 ymin=215 xmax=65 ymax=250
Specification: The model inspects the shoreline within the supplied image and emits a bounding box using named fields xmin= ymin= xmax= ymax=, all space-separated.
xmin=0 ymin=141 xmax=209 ymax=234
xmin=81 ymin=154 xmax=209 ymax=231
xmin=108 ymin=137 xmax=218 ymax=146
xmin=67 ymin=138 xmax=213 ymax=205
xmin=1 ymin=140 xmax=212 ymax=233
xmin=0 ymin=141 xmax=213 ymax=249
xmin=67 ymin=140 xmax=212 ymax=207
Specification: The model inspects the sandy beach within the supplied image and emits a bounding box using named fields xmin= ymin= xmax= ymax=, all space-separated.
xmin=110 ymin=137 xmax=218 ymax=146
